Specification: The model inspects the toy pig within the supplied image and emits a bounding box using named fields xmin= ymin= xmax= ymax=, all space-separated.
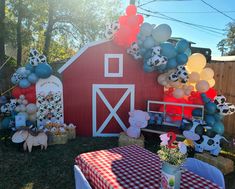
xmin=126 ymin=110 xmax=150 ymax=138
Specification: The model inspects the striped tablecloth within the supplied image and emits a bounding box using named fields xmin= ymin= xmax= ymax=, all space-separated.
xmin=75 ymin=145 xmax=221 ymax=189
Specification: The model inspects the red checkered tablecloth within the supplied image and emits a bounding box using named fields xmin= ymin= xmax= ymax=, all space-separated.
xmin=75 ymin=145 xmax=221 ymax=189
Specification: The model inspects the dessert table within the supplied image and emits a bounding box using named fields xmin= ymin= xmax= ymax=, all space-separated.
xmin=75 ymin=145 xmax=221 ymax=189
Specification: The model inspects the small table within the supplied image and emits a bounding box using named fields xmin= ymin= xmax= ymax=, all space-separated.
xmin=75 ymin=145 xmax=220 ymax=189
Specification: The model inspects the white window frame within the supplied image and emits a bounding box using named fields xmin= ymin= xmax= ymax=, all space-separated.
xmin=104 ymin=54 xmax=123 ymax=77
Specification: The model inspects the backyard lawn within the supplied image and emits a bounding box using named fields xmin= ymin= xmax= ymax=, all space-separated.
xmin=0 ymin=135 xmax=235 ymax=189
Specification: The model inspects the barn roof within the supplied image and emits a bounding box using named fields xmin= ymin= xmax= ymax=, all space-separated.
xmin=58 ymin=39 xmax=110 ymax=74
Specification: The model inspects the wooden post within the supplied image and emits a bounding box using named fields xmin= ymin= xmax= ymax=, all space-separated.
xmin=130 ymin=0 xmax=135 ymax=5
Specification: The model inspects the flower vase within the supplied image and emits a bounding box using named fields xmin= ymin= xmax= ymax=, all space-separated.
xmin=161 ymin=162 xmax=182 ymax=189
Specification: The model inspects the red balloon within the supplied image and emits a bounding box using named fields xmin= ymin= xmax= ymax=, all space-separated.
xmin=137 ymin=15 xmax=144 ymax=24
xmin=25 ymin=93 xmax=36 ymax=103
xmin=205 ymin=88 xmax=217 ymax=100
xmin=168 ymin=87 xmax=174 ymax=93
xmin=132 ymin=27 xmax=140 ymax=35
xmin=126 ymin=5 xmax=137 ymax=16
xmin=12 ymin=87 xmax=22 ymax=98
xmin=191 ymin=91 xmax=197 ymax=97
xmin=127 ymin=15 xmax=139 ymax=27
xmin=118 ymin=16 xmax=128 ymax=25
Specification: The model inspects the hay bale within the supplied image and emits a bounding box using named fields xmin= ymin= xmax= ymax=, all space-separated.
xmin=195 ymin=152 xmax=234 ymax=175
xmin=119 ymin=132 xmax=144 ymax=147
xmin=67 ymin=128 xmax=76 ymax=140
xmin=50 ymin=133 xmax=68 ymax=145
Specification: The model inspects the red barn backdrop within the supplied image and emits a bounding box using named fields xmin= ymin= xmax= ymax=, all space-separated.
xmin=58 ymin=40 xmax=164 ymax=136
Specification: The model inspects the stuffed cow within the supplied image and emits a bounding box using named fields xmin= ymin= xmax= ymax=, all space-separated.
xmin=126 ymin=110 xmax=150 ymax=138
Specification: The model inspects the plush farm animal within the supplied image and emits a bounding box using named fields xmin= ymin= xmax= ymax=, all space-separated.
xmin=126 ymin=110 xmax=150 ymax=138
xmin=194 ymin=134 xmax=228 ymax=156
xmin=12 ymin=129 xmax=48 ymax=152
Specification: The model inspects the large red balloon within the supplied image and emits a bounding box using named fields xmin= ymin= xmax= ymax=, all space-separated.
xmin=205 ymin=88 xmax=217 ymax=100
xmin=12 ymin=87 xmax=22 ymax=98
xmin=137 ymin=15 xmax=144 ymax=24
xmin=126 ymin=5 xmax=137 ymax=16
xmin=119 ymin=16 xmax=128 ymax=25
xmin=127 ymin=15 xmax=139 ymax=27
xmin=25 ymin=93 xmax=36 ymax=103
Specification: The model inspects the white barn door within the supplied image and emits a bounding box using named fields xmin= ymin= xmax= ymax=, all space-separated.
xmin=92 ymin=84 xmax=135 ymax=137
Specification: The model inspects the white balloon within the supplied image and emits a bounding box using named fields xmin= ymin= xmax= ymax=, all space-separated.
xmin=22 ymin=99 xmax=28 ymax=105
xmin=152 ymin=24 xmax=172 ymax=43
xmin=19 ymin=95 xmax=25 ymax=100
xmin=15 ymin=106 xmax=20 ymax=112
xmin=26 ymin=103 xmax=37 ymax=114
xmin=19 ymin=104 xmax=26 ymax=112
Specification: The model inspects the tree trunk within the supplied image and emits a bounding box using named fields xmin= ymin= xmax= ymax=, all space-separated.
xmin=0 ymin=0 xmax=5 ymax=67
xmin=43 ymin=0 xmax=55 ymax=59
xmin=17 ymin=0 xmax=23 ymax=67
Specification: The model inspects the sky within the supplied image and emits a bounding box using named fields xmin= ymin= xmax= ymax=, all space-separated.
xmin=121 ymin=0 xmax=235 ymax=57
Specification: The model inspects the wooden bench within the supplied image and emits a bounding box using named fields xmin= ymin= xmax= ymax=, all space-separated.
xmin=141 ymin=124 xmax=185 ymax=139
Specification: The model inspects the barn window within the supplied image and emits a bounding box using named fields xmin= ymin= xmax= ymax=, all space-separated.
xmin=104 ymin=54 xmax=123 ymax=77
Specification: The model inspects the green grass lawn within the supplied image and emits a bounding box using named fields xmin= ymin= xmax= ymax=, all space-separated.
xmin=0 ymin=137 xmax=119 ymax=189
xmin=1 ymin=135 xmax=235 ymax=189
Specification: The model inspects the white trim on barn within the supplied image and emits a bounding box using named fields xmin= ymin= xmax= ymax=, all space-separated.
xmin=104 ymin=54 xmax=123 ymax=77
xmin=92 ymin=84 xmax=135 ymax=137
xmin=58 ymin=40 xmax=110 ymax=74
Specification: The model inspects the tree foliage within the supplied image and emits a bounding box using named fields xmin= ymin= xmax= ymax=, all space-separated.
xmin=3 ymin=0 xmax=121 ymax=64
xmin=217 ymin=22 xmax=235 ymax=56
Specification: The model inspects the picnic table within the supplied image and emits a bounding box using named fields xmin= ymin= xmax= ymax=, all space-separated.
xmin=75 ymin=145 xmax=221 ymax=189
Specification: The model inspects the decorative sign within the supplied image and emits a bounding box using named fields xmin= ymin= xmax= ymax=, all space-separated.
xmin=15 ymin=115 xmax=26 ymax=128
xmin=36 ymin=75 xmax=63 ymax=127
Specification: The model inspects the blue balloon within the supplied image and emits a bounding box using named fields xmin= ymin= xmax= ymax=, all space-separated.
xmin=139 ymin=48 xmax=146 ymax=56
xmin=205 ymin=102 xmax=217 ymax=115
xmin=19 ymin=79 xmax=31 ymax=88
xmin=176 ymin=39 xmax=189 ymax=53
xmin=192 ymin=108 xmax=203 ymax=117
xmin=137 ymin=39 xmax=143 ymax=47
xmin=28 ymin=73 xmax=38 ymax=84
xmin=144 ymin=49 xmax=152 ymax=60
xmin=143 ymin=36 xmax=155 ymax=49
xmin=25 ymin=63 xmax=35 ymax=72
xmin=1 ymin=117 xmax=11 ymax=129
xmin=160 ymin=42 xmax=177 ymax=59
xmin=0 ymin=96 xmax=7 ymax=105
xmin=176 ymin=53 xmax=188 ymax=65
xmin=201 ymin=93 xmax=210 ymax=104
xmin=214 ymin=113 xmax=224 ymax=121
xmin=156 ymin=64 xmax=167 ymax=72
xmin=166 ymin=58 xmax=177 ymax=69
xmin=185 ymin=48 xmax=192 ymax=57
xmin=204 ymin=114 xmax=216 ymax=126
xmin=35 ymin=63 xmax=52 ymax=79
xmin=11 ymin=76 xmax=18 ymax=85
xmin=212 ymin=121 xmax=224 ymax=135
xmin=26 ymin=120 xmax=33 ymax=126
xmin=143 ymin=63 xmax=154 ymax=72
